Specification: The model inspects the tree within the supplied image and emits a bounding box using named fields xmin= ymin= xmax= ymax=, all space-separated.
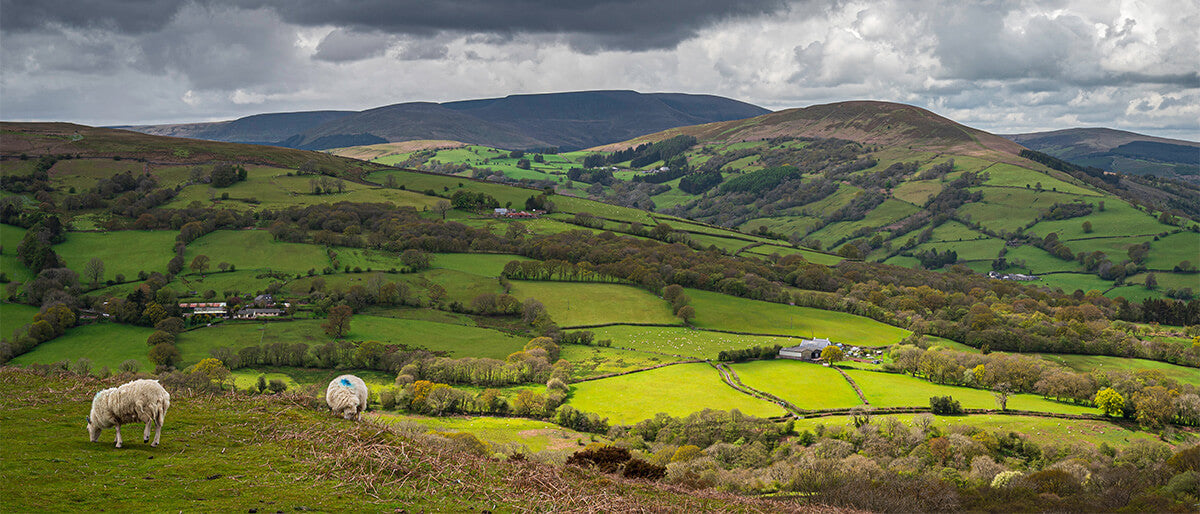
xmin=1082 ymin=221 xmax=1093 ymax=234
xmin=676 ymin=305 xmax=696 ymax=324
xmin=434 ymin=199 xmax=452 ymax=220
xmin=190 ymin=254 xmax=210 ymax=275
xmin=148 ymin=343 xmax=181 ymax=368
xmin=1133 ymin=386 xmax=1176 ymax=428
xmin=147 ymin=330 xmax=175 ymax=347
xmin=187 ymin=358 xmax=231 ymax=386
xmin=821 ymin=345 xmax=844 ymax=365
xmin=154 ymin=317 xmax=185 ymax=335
xmin=1145 ymin=273 xmax=1158 ymax=290
xmin=84 ymin=257 xmax=105 ymax=286
xmin=1095 ymin=387 xmax=1125 ymax=417
xmin=993 ymin=383 xmax=1012 ymax=411
xmin=323 ymin=305 xmax=353 ymax=338
xmin=400 ymin=249 xmax=431 ymax=271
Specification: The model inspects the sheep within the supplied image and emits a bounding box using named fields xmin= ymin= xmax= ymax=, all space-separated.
xmin=86 ymin=379 xmax=171 ymax=448
xmin=325 ymin=374 xmax=368 ymax=420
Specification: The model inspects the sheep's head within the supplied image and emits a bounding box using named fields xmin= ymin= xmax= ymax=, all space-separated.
xmin=86 ymin=416 xmax=100 ymax=442
xmin=340 ymin=407 xmax=357 ymax=420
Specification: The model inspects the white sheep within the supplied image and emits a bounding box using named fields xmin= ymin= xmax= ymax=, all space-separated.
xmin=325 ymin=374 xmax=368 ymax=420
xmin=86 ymin=379 xmax=171 ymax=448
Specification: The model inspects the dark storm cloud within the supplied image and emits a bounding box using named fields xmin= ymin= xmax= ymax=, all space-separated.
xmin=313 ymin=29 xmax=394 ymax=62
xmin=3 ymin=0 xmax=791 ymax=51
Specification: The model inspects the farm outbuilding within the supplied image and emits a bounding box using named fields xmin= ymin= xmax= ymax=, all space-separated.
xmin=778 ymin=338 xmax=832 ymax=361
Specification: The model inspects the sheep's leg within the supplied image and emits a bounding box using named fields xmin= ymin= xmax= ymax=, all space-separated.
xmin=152 ymin=411 xmax=164 ymax=447
xmin=114 ymin=424 xmax=123 ymax=448
xmin=144 ymin=419 xmax=153 ymax=443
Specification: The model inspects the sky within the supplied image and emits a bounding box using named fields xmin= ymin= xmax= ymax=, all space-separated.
xmin=1 ymin=0 xmax=1197 ymax=139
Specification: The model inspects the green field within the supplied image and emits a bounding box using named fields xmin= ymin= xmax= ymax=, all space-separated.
xmin=742 ymin=244 xmax=844 ymax=266
xmin=844 ymin=369 xmax=1096 ymax=415
xmin=229 ymin=367 xmax=395 ymax=391
xmin=0 ymin=302 xmax=41 ymax=335
xmin=1004 ymin=245 xmax=1083 ymax=273
xmin=568 ymin=363 xmax=784 ymax=424
xmin=560 ymin=344 xmax=676 ymax=379
xmin=9 ymin=323 xmax=155 ymax=372
xmin=163 ymin=166 xmax=443 ymax=211
xmin=374 ymin=412 xmax=601 ymax=454
xmin=434 ymin=253 xmax=531 ymax=276
xmin=790 ymin=413 xmax=1183 ymax=448
xmin=178 ymin=316 xmax=528 ymax=363
xmin=588 ymin=325 xmax=803 ymax=359
xmin=1036 ymin=273 xmax=1115 ymax=295
xmin=184 ymin=230 xmax=330 ymax=275
xmin=731 ymin=360 xmax=863 ymax=410
xmin=686 ymin=289 xmax=910 ymax=346
xmin=55 ymin=230 xmax=178 ymax=282
xmin=980 ymin=163 xmax=1099 ymax=196
xmin=1039 ymin=354 xmax=1200 ymax=387
xmin=508 ymin=281 xmax=678 ymax=327
xmin=806 ymin=199 xmax=919 ymax=246
xmin=892 ymin=180 xmax=942 ymax=205
xmin=1146 ymin=232 xmax=1200 ymax=270
xmin=959 ymin=189 xmax=1084 ymax=233
xmin=1028 ymin=198 xmax=1167 ymax=241
xmin=0 ymin=224 xmax=34 ymax=284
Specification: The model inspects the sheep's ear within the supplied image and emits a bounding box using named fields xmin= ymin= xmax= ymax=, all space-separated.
xmin=85 ymin=416 xmax=90 ymax=424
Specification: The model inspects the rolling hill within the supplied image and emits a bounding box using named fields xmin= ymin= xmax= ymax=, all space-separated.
xmin=1005 ymin=128 xmax=1200 ymax=182
xmin=123 ymin=90 xmax=770 ymax=151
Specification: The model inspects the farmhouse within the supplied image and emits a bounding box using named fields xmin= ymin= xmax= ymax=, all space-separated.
xmin=179 ymin=302 xmax=227 ymax=317
xmin=778 ymin=338 xmax=833 ymax=361
xmin=235 ymin=308 xmax=285 ymax=319
xmin=987 ymin=271 xmax=1039 ymax=281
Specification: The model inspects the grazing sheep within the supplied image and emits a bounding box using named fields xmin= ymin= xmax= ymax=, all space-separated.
xmin=325 ymin=374 xmax=368 ymax=420
xmin=86 ymin=379 xmax=171 ymax=448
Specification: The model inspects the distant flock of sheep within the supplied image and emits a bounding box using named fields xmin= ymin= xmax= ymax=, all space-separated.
xmin=86 ymin=374 xmax=369 ymax=447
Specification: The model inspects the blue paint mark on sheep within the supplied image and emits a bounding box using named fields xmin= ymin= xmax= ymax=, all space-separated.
xmin=340 ymin=378 xmax=353 ymax=388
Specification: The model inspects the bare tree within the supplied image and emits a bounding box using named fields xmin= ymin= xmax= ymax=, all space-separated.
xmin=84 ymin=257 xmax=105 ymax=285
xmin=434 ymin=199 xmax=452 ymax=220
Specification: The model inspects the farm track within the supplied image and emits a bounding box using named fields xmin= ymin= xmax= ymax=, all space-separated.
xmin=711 ymin=362 xmax=805 ymax=416
xmin=831 ymin=367 xmax=870 ymax=405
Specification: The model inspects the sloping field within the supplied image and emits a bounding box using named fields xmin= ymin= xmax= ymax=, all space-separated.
xmin=844 ymin=369 xmax=1096 ymax=415
xmin=588 ymin=325 xmax=802 ymax=359
xmin=184 ymin=230 xmax=329 ymax=274
xmin=568 ymin=363 xmax=785 ymax=424
xmin=9 ymin=323 xmax=155 ymax=372
xmin=55 ymin=230 xmax=178 ymax=281
xmin=731 ymin=360 xmax=863 ymax=410
xmin=508 ymin=282 xmax=677 ymax=326
xmin=687 ymin=289 xmax=910 ymax=346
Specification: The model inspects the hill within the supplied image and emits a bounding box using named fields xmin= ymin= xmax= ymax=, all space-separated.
xmin=1005 ymin=128 xmax=1200 ymax=182
xmin=123 ymin=90 xmax=769 ymax=151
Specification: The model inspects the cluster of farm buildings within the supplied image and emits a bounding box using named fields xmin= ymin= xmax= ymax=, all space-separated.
xmin=778 ymin=337 xmax=883 ymax=363
xmin=178 ymin=294 xmax=288 ymax=319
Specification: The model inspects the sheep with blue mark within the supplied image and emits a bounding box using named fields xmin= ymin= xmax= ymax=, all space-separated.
xmin=87 ymin=379 xmax=171 ymax=448
xmin=325 ymin=374 xmax=369 ymax=420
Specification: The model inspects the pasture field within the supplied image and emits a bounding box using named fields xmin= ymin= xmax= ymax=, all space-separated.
xmin=567 ymin=363 xmax=785 ymax=424
xmin=959 ymin=189 xmax=1083 ymax=233
xmin=507 ymin=282 xmax=677 ymax=327
xmin=0 ymin=224 xmax=34 ymax=283
xmin=911 ymin=235 xmax=1005 ymax=262
xmin=1038 ymin=354 xmax=1200 ymax=387
xmin=177 ymin=316 xmax=528 ymax=363
xmin=980 ymin=163 xmax=1098 ymax=196
xmin=0 ymin=302 xmax=40 ymax=334
xmin=790 ymin=413 xmax=1186 ymax=448
xmin=925 ymin=221 xmax=984 ymax=242
xmin=892 ymin=180 xmax=942 ymax=205
xmin=55 ymin=230 xmax=178 ymax=281
xmin=1004 ymin=245 xmax=1082 ymax=273
xmin=1028 ymin=198 xmax=1166 ymax=241
xmin=802 ymin=185 xmax=861 ymax=217
xmin=1146 ymin=231 xmax=1200 ymax=270
xmin=434 ymin=253 xmax=530 ymax=276
xmin=160 ymin=165 xmax=442 ymax=212
xmin=742 ymin=244 xmax=844 ymax=266
xmin=184 ymin=230 xmax=329 ymax=274
xmin=46 ymin=158 xmax=143 ymax=192
xmin=806 ymin=199 xmax=919 ymax=245
xmin=401 ymin=269 xmax=505 ymax=305
xmin=844 ymin=369 xmax=1096 ymax=415
xmin=1036 ymin=273 xmax=1115 ymax=295
xmin=685 ymin=232 xmax=754 ymax=253
xmin=1104 ymin=285 xmax=1161 ymax=302
xmin=560 ymin=345 xmax=675 ymax=379
xmin=176 ymin=269 xmax=293 ymax=298
xmin=588 ymin=325 xmax=803 ymax=359
xmin=0 ymin=369 xmax=503 ymax=512
xmin=9 ymin=323 xmax=155 ymax=372
xmin=649 ymin=187 xmax=696 ymax=209
xmin=1056 ymin=235 xmax=1153 ymax=259
xmin=882 ymin=254 xmax=922 ymax=269
xmin=229 ymin=367 xmax=394 ymax=391
xmin=738 ymin=216 xmax=824 ymax=240
xmin=1126 ymin=272 xmax=1200 ymax=291
xmin=686 ymin=289 xmax=910 ymax=346
xmin=331 ymin=247 xmax=407 ymax=271
xmin=372 ymin=413 xmax=601 ymax=454
xmin=731 ymin=360 xmax=863 ymax=410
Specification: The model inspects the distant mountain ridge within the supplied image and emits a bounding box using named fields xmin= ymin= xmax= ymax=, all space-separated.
xmin=123 ymin=90 xmax=769 ymax=151
xmin=1004 ymin=128 xmax=1199 ymax=182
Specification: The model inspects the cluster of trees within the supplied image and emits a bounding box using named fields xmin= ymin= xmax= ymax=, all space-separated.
xmin=677 ymin=171 xmax=723 ymax=194
xmin=1043 ymin=200 xmax=1094 ymax=221
xmin=716 ymin=345 xmax=782 ymax=363
xmin=719 ymin=166 xmax=801 ymax=194
xmin=888 ymin=343 xmax=1200 ymax=427
xmin=450 ymin=190 xmax=500 ymax=211
xmin=618 ymin=408 xmax=1200 ymax=512
xmin=210 ymin=163 xmax=248 ymax=188
xmin=565 ymin=167 xmax=615 ymax=186
xmin=915 ymin=248 xmax=959 ymax=269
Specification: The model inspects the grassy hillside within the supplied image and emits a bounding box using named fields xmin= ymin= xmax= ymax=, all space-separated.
xmin=0 ymin=368 xmax=770 ymax=512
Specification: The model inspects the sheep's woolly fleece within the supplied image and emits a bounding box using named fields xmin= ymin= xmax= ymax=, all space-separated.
xmin=87 ymin=379 xmax=170 ymax=447
xmin=325 ymin=375 xmax=368 ymax=420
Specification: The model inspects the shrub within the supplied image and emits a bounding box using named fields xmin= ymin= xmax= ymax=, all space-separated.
xmin=930 ymin=395 xmax=963 ymax=415
xmin=566 ymin=445 xmax=631 ymax=474
xmin=623 ymin=458 xmax=667 ymax=480
xmin=117 ymin=359 xmax=140 ymax=374
xmin=268 ymin=379 xmax=287 ymax=393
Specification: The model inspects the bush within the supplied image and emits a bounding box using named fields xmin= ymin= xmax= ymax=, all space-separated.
xmin=566 ymin=445 xmax=631 ymax=474
xmin=380 ymin=387 xmax=397 ymax=410
xmin=930 ymin=395 xmax=963 ymax=415
xmin=268 ymin=379 xmax=287 ymax=393
xmin=117 ymin=359 xmax=140 ymax=374
xmin=623 ymin=458 xmax=667 ymax=480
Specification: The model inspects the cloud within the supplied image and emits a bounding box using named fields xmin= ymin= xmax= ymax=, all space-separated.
xmin=0 ymin=0 xmax=1195 ymax=140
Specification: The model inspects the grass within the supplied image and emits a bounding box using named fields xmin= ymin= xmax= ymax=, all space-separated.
xmin=587 ymin=325 xmax=804 ymax=359
xmin=0 ymin=224 xmax=35 ymax=283
xmin=1036 ymin=273 xmax=1115 ymax=295
xmin=742 ymin=244 xmax=844 ymax=266
xmin=507 ymin=281 xmax=678 ymax=327
xmin=980 ymin=163 xmax=1099 ymax=196
xmin=434 ymin=253 xmax=531 ymax=277
xmin=163 ymin=167 xmax=443 ymax=212
xmin=567 ymin=363 xmax=785 ymax=424
xmin=1005 ymin=245 xmax=1083 ymax=274
xmin=1028 ymin=198 xmax=1167 ymax=241
xmin=560 ymin=345 xmax=674 ymax=379
xmin=184 ymin=230 xmax=330 ymax=275
xmin=731 ymin=360 xmax=863 ymax=410
xmin=806 ymin=199 xmax=919 ymax=245
xmin=0 ymin=302 xmax=41 ymax=335
xmin=1038 ymin=354 xmax=1200 ymax=387
xmin=686 ymin=289 xmax=910 ymax=346
xmin=229 ymin=367 xmax=395 ymax=390
xmin=55 ymin=230 xmax=178 ymax=281
xmin=9 ymin=323 xmax=155 ymax=372
xmin=373 ymin=413 xmax=601 ymax=454
xmin=892 ymin=180 xmax=943 ymax=206
xmin=959 ymin=189 xmax=1083 ymax=233
xmin=178 ymin=316 xmax=528 ymax=363
xmin=790 ymin=413 xmax=1189 ymax=449
xmin=739 ymin=216 xmax=824 ymax=240
xmin=1146 ymin=232 xmax=1200 ymax=270
xmin=843 ymin=369 xmax=1096 ymax=415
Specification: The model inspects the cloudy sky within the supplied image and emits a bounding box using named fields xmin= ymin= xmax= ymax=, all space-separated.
xmin=2 ymin=0 xmax=1197 ymax=139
